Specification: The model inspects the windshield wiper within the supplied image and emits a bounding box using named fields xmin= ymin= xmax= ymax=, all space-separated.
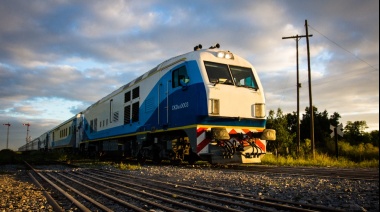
xmin=237 ymin=85 xmax=258 ymax=91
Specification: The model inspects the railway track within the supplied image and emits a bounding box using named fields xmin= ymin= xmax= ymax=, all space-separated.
xmin=216 ymin=165 xmax=379 ymax=181
xmin=126 ymin=158 xmax=379 ymax=181
xmin=24 ymin=161 xmax=349 ymax=211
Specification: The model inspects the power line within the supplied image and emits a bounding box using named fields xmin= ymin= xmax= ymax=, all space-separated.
xmin=265 ymin=26 xmax=378 ymax=93
xmin=265 ymin=67 xmax=377 ymax=97
xmin=308 ymin=24 xmax=378 ymax=72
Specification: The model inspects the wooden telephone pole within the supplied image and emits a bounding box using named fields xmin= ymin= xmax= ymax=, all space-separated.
xmin=305 ymin=20 xmax=315 ymax=159
xmin=282 ymin=33 xmax=312 ymax=156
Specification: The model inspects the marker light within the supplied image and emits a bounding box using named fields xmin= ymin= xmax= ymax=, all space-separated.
xmin=209 ymin=99 xmax=220 ymax=115
xmin=253 ymin=103 xmax=265 ymax=118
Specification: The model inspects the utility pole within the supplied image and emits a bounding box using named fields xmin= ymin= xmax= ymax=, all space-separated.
xmin=305 ymin=19 xmax=315 ymax=159
xmin=282 ymin=34 xmax=312 ymax=156
xmin=23 ymin=123 xmax=31 ymax=144
xmin=3 ymin=123 xmax=11 ymax=149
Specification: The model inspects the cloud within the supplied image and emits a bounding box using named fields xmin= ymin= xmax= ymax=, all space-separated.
xmin=0 ymin=0 xmax=378 ymax=150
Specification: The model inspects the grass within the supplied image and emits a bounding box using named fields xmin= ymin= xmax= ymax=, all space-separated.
xmin=113 ymin=162 xmax=141 ymax=170
xmin=261 ymin=153 xmax=379 ymax=168
xmin=1 ymin=149 xmax=378 ymax=169
xmin=0 ymin=149 xmax=22 ymax=164
xmin=0 ymin=150 xmax=142 ymax=171
xmin=70 ymin=161 xmax=141 ymax=170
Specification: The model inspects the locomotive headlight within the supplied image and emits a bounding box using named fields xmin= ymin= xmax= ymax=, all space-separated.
xmin=217 ymin=51 xmax=225 ymax=58
xmin=253 ymin=103 xmax=265 ymax=118
xmin=217 ymin=51 xmax=234 ymax=59
xmin=225 ymin=52 xmax=233 ymax=59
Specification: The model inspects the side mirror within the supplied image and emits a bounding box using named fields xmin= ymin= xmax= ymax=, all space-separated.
xmin=180 ymin=78 xmax=190 ymax=86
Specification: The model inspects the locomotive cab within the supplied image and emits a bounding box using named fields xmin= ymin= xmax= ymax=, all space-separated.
xmin=194 ymin=46 xmax=276 ymax=164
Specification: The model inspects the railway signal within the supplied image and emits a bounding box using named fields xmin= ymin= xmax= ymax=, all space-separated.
xmin=23 ymin=123 xmax=31 ymax=144
xmin=2 ymin=123 xmax=11 ymax=149
xmin=330 ymin=123 xmax=344 ymax=138
xmin=330 ymin=123 xmax=344 ymax=158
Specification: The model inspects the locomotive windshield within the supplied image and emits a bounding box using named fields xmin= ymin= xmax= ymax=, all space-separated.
xmin=204 ymin=61 xmax=258 ymax=89
xmin=230 ymin=65 xmax=258 ymax=89
xmin=204 ymin=61 xmax=234 ymax=85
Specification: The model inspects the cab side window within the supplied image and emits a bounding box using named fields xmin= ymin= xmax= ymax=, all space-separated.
xmin=172 ymin=66 xmax=189 ymax=88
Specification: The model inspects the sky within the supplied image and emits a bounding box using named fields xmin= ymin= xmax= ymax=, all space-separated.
xmin=0 ymin=0 xmax=378 ymax=150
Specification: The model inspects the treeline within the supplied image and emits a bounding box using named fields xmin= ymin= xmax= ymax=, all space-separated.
xmin=266 ymin=106 xmax=379 ymax=162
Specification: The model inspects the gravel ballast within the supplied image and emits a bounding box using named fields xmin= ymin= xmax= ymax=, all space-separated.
xmin=1 ymin=175 xmax=53 ymax=211
xmin=1 ymin=164 xmax=378 ymax=211
xmin=117 ymin=165 xmax=379 ymax=212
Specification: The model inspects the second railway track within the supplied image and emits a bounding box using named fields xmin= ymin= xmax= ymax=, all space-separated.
xmin=23 ymin=162 xmax=379 ymax=211
xmin=214 ymin=165 xmax=379 ymax=181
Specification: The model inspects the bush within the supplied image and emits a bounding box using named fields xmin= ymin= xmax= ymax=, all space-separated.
xmin=0 ymin=149 xmax=21 ymax=164
xmin=113 ymin=162 xmax=141 ymax=170
xmin=326 ymin=139 xmax=379 ymax=162
xmin=262 ymin=152 xmax=379 ymax=168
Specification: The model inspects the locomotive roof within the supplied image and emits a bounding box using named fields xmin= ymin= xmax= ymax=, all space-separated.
xmin=85 ymin=47 xmax=241 ymax=111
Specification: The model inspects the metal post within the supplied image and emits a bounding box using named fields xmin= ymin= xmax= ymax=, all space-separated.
xmin=334 ymin=127 xmax=339 ymax=159
xmin=296 ymin=37 xmax=300 ymax=156
xmin=3 ymin=123 xmax=11 ymax=149
xmin=167 ymin=80 xmax=170 ymax=124
xmin=305 ymin=19 xmax=315 ymax=159
xmin=23 ymin=123 xmax=31 ymax=144
xmin=282 ymin=34 xmax=312 ymax=156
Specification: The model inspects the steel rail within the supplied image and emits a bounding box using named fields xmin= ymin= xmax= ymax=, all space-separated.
xmin=27 ymin=171 xmax=63 ymax=212
xmin=85 ymin=170 xmax=272 ymax=212
xmin=63 ymin=171 xmax=210 ymax=212
xmin=89 ymin=169 xmax=320 ymax=212
xmin=78 ymin=170 xmax=243 ymax=212
xmin=24 ymin=161 xmax=91 ymax=212
xmin=44 ymin=173 xmax=113 ymax=212
xmin=225 ymin=165 xmax=379 ymax=180
xmin=56 ymin=172 xmax=167 ymax=212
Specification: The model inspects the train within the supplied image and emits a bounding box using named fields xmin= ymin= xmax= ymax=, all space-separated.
xmin=18 ymin=44 xmax=276 ymax=164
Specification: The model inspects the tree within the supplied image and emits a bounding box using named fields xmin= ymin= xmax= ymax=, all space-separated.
xmin=370 ymin=130 xmax=379 ymax=147
xmin=329 ymin=112 xmax=341 ymax=127
xmin=300 ymin=106 xmax=340 ymax=150
xmin=286 ymin=112 xmax=298 ymax=135
xmin=266 ymin=108 xmax=295 ymax=156
xmin=344 ymin=121 xmax=369 ymax=145
xmin=267 ymin=106 xmax=378 ymax=160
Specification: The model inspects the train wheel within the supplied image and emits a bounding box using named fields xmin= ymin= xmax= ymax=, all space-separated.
xmin=187 ymin=151 xmax=200 ymax=165
xmin=170 ymin=159 xmax=182 ymax=166
xmin=137 ymin=152 xmax=146 ymax=164
xmin=187 ymin=157 xmax=196 ymax=165
xmin=152 ymin=155 xmax=162 ymax=164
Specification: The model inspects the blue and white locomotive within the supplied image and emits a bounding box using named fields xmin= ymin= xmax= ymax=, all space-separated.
xmin=19 ymin=44 xmax=275 ymax=164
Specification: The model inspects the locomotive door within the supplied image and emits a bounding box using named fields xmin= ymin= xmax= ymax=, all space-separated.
xmin=159 ymin=80 xmax=171 ymax=128
xmin=75 ymin=113 xmax=83 ymax=148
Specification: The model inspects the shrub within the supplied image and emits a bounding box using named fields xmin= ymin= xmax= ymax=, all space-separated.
xmin=0 ymin=149 xmax=21 ymax=164
xmin=325 ymin=139 xmax=379 ymax=162
xmin=262 ymin=151 xmax=378 ymax=168
xmin=114 ymin=162 xmax=141 ymax=170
